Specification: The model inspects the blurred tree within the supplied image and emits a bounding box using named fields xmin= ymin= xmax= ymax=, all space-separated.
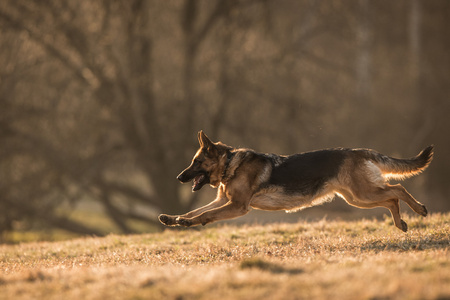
xmin=0 ymin=0 xmax=448 ymax=237
xmin=0 ymin=0 xmax=266 ymax=235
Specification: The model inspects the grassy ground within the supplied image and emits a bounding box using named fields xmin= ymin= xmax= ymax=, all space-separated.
xmin=0 ymin=213 xmax=449 ymax=300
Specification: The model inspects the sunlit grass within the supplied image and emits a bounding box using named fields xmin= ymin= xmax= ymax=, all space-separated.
xmin=3 ymin=205 xmax=160 ymax=244
xmin=0 ymin=213 xmax=448 ymax=299
xmin=2 ymin=229 xmax=80 ymax=244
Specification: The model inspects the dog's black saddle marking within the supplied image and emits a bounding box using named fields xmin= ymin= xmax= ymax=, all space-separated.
xmin=266 ymin=149 xmax=348 ymax=195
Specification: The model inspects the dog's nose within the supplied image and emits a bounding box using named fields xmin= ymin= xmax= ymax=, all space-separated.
xmin=177 ymin=173 xmax=185 ymax=182
xmin=177 ymin=171 xmax=190 ymax=183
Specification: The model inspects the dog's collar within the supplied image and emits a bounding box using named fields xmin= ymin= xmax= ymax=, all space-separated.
xmin=221 ymin=151 xmax=235 ymax=182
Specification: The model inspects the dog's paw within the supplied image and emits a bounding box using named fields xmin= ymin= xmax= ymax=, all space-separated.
xmin=177 ymin=217 xmax=193 ymax=227
xmin=400 ymin=219 xmax=408 ymax=232
xmin=158 ymin=214 xmax=178 ymax=226
xmin=419 ymin=204 xmax=428 ymax=217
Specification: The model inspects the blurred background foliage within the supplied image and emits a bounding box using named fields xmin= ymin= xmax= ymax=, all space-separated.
xmin=0 ymin=0 xmax=449 ymax=241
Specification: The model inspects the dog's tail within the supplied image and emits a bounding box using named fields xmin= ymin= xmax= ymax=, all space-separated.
xmin=369 ymin=145 xmax=434 ymax=181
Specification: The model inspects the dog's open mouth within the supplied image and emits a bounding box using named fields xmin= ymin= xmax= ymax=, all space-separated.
xmin=192 ymin=174 xmax=206 ymax=191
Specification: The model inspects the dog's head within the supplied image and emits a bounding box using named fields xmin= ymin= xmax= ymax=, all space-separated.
xmin=177 ymin=131 xmax=231 ymax=191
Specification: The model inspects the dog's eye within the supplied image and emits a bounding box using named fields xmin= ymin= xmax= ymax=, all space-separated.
xmin=194 ymin=159 xmax=202 ymax=165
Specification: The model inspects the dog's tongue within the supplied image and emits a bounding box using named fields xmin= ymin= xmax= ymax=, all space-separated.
xmin=192 ymin=174 xmax=205 ymax=191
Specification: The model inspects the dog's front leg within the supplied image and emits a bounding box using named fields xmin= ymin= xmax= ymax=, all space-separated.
xmin=158 ymin=198 xmax=228 ymax=227
xmin=177 ymin=201 xmax=250 ymax=227
xmin=177 ymin=179 xmax=253 ymax=227
xmin=179 ymin=186 xmax=229 ymax=219
xmin=158 ymin=214 xmax=180 ymax=226
xmin=159 ymin=187 xmax=228 ymax=227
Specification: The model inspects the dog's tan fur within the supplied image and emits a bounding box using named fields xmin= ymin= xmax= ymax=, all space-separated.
xmin=159 ymin=131 xmax=433 ymax=232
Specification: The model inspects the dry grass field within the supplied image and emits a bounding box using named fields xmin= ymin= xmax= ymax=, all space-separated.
xmin=0 ymin=213 xmax=449 ymax=300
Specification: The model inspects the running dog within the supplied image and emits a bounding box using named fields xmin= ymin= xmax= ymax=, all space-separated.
xmin=159 ymin=131 xmax=433 ymax=232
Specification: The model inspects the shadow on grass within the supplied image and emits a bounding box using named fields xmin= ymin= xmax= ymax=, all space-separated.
xmin=240 ymin=257 xmax=304 ymax=275
xmin=360 ymin=235 xmax=450 ymax=252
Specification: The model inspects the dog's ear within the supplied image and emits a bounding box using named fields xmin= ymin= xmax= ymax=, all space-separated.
xmin=198 ymin=130 xmax=213 ymax=148
xmin=198 ymin=130 xmax=216 ymax=154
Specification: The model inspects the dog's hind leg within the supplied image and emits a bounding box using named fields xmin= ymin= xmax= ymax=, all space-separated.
xmin=338 ymin=189 xmax=408 ymax=232
xmin=383 ymin=198 xmax=408 ymax=232
xmin=387 ymin=184 xmax=427 ymax=217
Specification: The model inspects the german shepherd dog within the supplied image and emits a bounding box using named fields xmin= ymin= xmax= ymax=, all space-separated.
xmin=159 ymin=131 xmax=434 ymax=232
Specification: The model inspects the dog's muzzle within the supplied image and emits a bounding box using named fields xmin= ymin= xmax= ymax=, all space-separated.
xmin=177 ymin=170 xmax=209 ymax=191
xmin=177 ymin=172 xmax=190 ymax=183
